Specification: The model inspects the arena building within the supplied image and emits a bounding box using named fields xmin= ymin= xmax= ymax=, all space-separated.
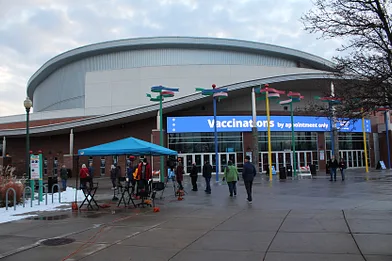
xmin=0 ymin=36 xmax=388 ymax=177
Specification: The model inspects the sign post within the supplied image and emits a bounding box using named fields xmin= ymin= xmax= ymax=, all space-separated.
xmin=30 ymin=154 xmax=43 ymax=201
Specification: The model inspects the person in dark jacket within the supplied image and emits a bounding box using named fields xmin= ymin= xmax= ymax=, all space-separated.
xmin=176 ymin=162 xmax=185 ymax=190
xmin=202 ymin=161 xmax=213 ymax=194
xmin=338 ymin=157 xmax=346 ymax=181
xmin=60 ymin=165 xmax=68 ymax=191
xmin=328 ymin=156 xmax=339 ymax=182
xmin=110 ymin=165 xmax=117 ymax=189
xmin=190 ymin=162 xmax=198 ymax=191
xmin=127 ymin=156 xmax=136 ymax=193
xmin=242 ymin=156 xmax=256 ymax=203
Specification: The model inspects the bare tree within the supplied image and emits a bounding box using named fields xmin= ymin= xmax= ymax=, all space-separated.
xmin=301 ymin=0 xmax=392 ymax=117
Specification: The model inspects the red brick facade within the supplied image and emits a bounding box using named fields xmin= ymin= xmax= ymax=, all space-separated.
xmin=0 ymin=107 xmax=383 ymax=177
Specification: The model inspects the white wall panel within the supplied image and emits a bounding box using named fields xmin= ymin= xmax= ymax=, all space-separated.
xmin=85 ymin=64 xmax=322 ymax=113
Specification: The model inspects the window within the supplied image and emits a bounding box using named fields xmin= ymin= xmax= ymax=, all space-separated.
xmin=168 ymin=132 xmax=243 ymax=153
xmin=258 ymin=132 xmax=317 ymax=151
xmin=100 ymin=157 xmax=105 ymax=176
xmin=53 ymin=157 xmax=58 ymax=176
xmin=326 ymin=133 xmax=367 ymax=150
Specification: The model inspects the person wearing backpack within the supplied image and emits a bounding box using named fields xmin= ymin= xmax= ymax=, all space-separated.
xmin=223 ymin=160 xmax=239 ymax=197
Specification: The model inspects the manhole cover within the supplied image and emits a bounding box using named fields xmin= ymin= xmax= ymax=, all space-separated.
xmin=41 ymin=238 xmax=75 ymax=246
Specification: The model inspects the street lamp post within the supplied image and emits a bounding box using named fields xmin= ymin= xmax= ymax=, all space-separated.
xmin=279 ymin=91 xmax=304 ymax=178
xmin=196 ymin=84 xmax=228 ymax=182
xmin=314 ymin=96 xmax=342 ymax=158
xmin=257 ymin=84 xmax=285 ymax=180
xmin=147 ymin=86 xmax=179 ymax=182
xmin=24 ymin=97 xmax=33 ymax=192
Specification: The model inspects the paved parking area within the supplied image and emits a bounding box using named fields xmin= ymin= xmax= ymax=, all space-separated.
xmin=0 ymin=170 xmax=392 ymax=260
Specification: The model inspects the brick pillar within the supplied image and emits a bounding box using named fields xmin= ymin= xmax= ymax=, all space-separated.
xmin=63 ymin=154 xmax=74 ymax=172
xmin=243 ymin=132 xmax=253 ymax=156
xmin=151 ymin=129 xmax=167 ymax=176
xmin=318 ymin=132 xmax=326 ymax=172
xmin=118 ymin=155 xmax=126 ymax=176
xmin=104 ymin=156 xmax=111 ymax=177
xmin=92 ymin=156 xmax=101 ymax=177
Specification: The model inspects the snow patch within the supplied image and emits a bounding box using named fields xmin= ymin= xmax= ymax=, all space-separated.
xmin=0 ymin=187 xmax=86 ymax=224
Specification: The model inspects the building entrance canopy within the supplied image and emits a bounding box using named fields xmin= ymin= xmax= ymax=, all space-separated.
xmin=78 ymin=137 xmax=177 ymax=156
xmin=167 ymin=116 xmax=371 ymax=133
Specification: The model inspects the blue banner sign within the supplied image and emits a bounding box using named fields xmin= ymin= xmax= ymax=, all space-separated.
xmin=167 ymin=116 xmax=371 ymax=133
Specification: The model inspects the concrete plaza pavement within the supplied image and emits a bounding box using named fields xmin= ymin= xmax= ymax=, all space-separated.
xmin=0 ymin=169 xmax=392 ymax=260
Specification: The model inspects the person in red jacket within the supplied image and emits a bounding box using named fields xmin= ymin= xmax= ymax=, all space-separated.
xmin=136 ymin=158 xmax=152 ymax=195
xmin=79 ymin=164 xmax=91 ymax=188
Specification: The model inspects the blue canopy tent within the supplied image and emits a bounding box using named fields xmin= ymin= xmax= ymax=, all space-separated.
xmin=78 ymin=137 xmax=177 ymax=156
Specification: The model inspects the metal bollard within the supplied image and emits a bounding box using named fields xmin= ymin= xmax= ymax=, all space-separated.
xmin=5 ymin=188 xmax=17 ymax=211
xmin=22 ymin=186 xmax=33 ymax=208
xmin=51 ymin=184 xmax=61 ymax=203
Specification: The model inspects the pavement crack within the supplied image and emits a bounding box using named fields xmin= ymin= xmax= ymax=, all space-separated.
xmin=262 ymin=209 xmax=292 ymax=261
xmin=342 ymin=210 xmax=367 ymax=261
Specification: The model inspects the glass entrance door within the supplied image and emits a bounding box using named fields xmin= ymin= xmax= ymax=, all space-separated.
xmin=177 ymin=153 xmax=237 ymax=174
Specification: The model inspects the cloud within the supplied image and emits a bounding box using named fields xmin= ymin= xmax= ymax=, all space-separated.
xmin=0 ymin=0 xmax=341 ymax=116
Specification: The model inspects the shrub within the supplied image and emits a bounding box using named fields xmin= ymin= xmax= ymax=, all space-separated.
xmin=0 ymin=181 xmax=24 ymax=207
xmin=0 ymin=165 xmax=25 ymax=208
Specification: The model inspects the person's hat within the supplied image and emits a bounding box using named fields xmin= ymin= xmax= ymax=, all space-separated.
xmin=245 ymin=156 xmax=251 ymax=160
xmin=129 ymin=156 xmax=135 ymax=160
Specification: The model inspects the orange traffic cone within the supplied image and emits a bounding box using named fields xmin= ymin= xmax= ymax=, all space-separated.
xmin=72 ymin=202 xmax=78 ymax=211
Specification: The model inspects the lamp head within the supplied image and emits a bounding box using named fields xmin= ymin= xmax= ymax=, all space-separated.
xmin=24 ymin=97 xmax=33 ymax=110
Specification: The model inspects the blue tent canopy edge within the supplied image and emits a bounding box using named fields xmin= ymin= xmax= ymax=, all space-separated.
xmin=77 ymin=137 xmax=178 ymax=156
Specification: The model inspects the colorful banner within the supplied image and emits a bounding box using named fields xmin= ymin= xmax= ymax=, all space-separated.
xmin=166 ymin=116 xmax=371 ymax=133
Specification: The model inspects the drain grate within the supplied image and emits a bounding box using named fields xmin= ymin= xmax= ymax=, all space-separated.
xmin=41 ymin=238 xmax=75 ymax=246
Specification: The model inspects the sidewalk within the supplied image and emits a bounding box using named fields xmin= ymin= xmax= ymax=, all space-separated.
xmin=0 ymin=170 xmax=391 ymax=260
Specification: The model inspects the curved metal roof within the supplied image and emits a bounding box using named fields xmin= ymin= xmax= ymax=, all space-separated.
xmin=1 ymin=71 xmax=339 ymax=137
xmin=27 ymin=36 xmax=335 ymax=99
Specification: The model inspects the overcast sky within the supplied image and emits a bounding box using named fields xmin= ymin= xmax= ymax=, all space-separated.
xmin=0 ymin=0 xmax=342 ymax=117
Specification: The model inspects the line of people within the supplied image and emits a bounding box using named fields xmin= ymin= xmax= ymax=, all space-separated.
xmin=172 ymin=156 xmax=256 ymax=203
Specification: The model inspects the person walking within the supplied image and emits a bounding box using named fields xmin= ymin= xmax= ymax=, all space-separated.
xmin=175 ymin=161 xmax=185 ymax=190
xmin=59 ymin=165 xmax=68 ymax=191
xmin=190 ymin=162 xmax=198 ymax=191
xmin=202 ymin=161 xmax=213 ymax=194
xmin=242 ymin=156 xmax=256 ymax=203
xmin=339 ymin=157 xmax=346 ymax=181
xmin=224 ymin=160 xmax=239 ymax=197
xmin=328 ymin=156 xmax=339 ymax=182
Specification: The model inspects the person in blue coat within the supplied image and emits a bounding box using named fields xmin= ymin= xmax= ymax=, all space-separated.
xmin=242 ymin=156 xmax=256 ymax=203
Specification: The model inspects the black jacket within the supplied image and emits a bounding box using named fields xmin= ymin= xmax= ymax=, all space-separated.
xmin=242 ymin=162 xmax=256 ymax=181
xmin=328 ymin=159 xmax=339 ymax=169
xmin=190 ymin=165 xmax=198 ymax=177
xmin=202 ymin=163 xmax=213 ymax=178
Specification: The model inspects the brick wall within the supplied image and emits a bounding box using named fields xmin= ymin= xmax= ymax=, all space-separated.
xmin=0 ymin=117 xmax=89 ymax=130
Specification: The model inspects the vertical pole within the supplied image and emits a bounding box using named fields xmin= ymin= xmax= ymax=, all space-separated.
xmin=361 ymin=113 xmax=369 ymax=172
xmin=266 ymin=91 xmax=273 ymax=180
xmin=329 ymin=102 xmax=334 ymax=157
xmin=70 ymin=129 xmax=74 ymax=155
xmin=38 ymin=153 xmax=43 ymax=201
xmin=2 ymin=136 xmax=6 ymax=157
xmin=251 ymin=88 xmax=259 ymax=173
xmin=213 ymin=97 xmax=219 ymax=181
xmin=290 ymin=102 xmax=297 ymax=177
xmin=26 ymin=109 xmax=34 ymax=197
xmin=159 ymin=94 xmax=164 ymax=182
xmin=385 ymin=111 xmax=391 ymax=169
